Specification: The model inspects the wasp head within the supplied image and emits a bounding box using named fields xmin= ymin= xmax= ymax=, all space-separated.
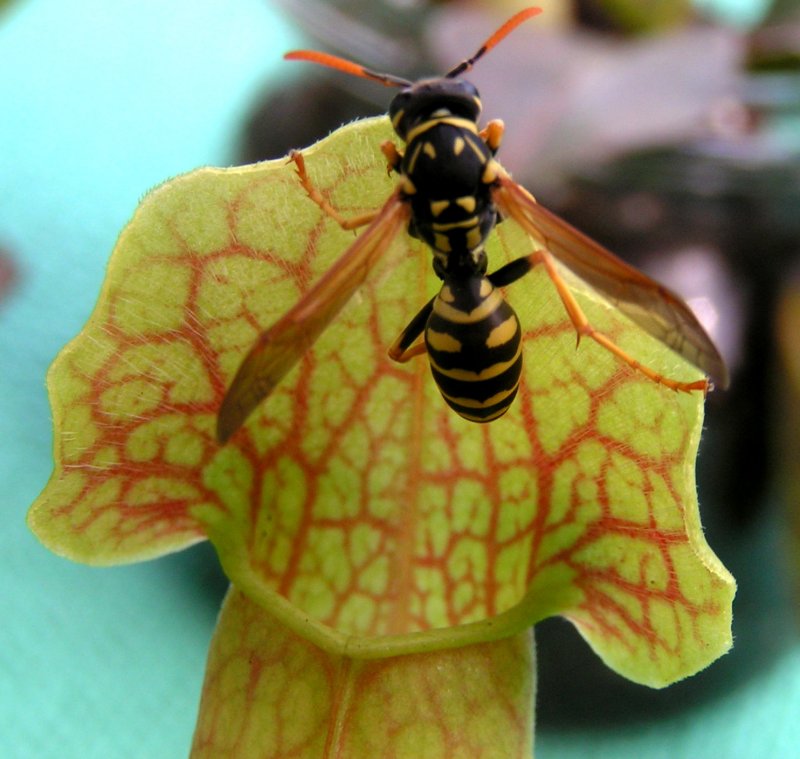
xmin=389 ymin=78 xmax=482 ymax=142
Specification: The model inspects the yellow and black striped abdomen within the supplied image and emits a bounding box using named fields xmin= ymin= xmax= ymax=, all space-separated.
xmin=426 ymin=277 xmax=522 ymax=422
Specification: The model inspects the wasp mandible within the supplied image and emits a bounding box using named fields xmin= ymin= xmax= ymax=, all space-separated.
xmin=217 ymin=7 xmax=728 ymax=443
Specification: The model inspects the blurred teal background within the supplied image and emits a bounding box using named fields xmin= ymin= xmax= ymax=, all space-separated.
xmin=696 ymin=0 xmax=773 ymax=25
xmin=1 ymin=1 xmax=798 ymax=757
xmin=0 ymin=2 xmax=296 ymax=757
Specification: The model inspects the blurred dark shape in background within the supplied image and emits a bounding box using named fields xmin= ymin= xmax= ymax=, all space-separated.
xmin=240 ymin=76 xmax=383 ymax=166
xmin=776 ymin=267 xmax=800 ymax=601
xmin=0 ymin=247 xmax=18 ymax=308
xmin=238 ymin=0 xmax=800 ymax=730
xmin=559 ymin=143 xmax=800 ymax=526
xmin=574 ymin=0 xmax=695 ymax=34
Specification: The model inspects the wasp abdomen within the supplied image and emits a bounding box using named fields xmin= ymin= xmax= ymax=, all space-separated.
xmin=426 ymin=277 xmax=522 ymax=422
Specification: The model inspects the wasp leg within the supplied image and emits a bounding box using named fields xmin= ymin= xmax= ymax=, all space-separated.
xmin=388 ymin=296 xmax=436 ymax=362
xmin=289 ymin=150 xmax=379 ymax=230
xmin=491 ymin=250 xmax=709 ymax=393
xmin=480 ymin=119 xmax=504 ymax=154
xmin=487 ymin=254 xmax=533 ymax=288
xmin=380 ymin=140 xmax=404 ymax=174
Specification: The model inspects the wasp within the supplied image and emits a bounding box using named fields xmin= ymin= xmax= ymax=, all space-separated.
xmin=216 ymin=7 xmax=728 ymax=443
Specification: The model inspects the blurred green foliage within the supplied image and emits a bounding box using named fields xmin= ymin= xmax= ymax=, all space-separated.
xmin=596 ymin=0 xmax=694 ymax=32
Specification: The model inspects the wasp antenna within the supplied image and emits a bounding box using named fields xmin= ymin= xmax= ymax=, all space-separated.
xmin=446 ymin=6 xmax=542 ymax=78
xmin=284 ymin=50 xmax=412 ymax=88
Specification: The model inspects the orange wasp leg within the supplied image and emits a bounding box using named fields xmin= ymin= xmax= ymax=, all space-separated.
xmin=480 ymin=119 xmax=504 ymax=154
xmin=380 ymin=140 xmax=404 ymax=173
xmin=529 ymin=248 xmax=709 ymax=393
xmin=289 ymin=150 xmax=380 ymax=230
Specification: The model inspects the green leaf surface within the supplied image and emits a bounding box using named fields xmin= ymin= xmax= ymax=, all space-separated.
xmin=29 ymin=116 xmax=734 ymax=691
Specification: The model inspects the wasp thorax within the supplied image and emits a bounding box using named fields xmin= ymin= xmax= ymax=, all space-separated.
xmin=389 ymin=78 xmax=482 ymax=141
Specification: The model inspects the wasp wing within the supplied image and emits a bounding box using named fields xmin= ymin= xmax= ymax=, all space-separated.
xmin=217 ymin=190 xmax=410 ymax=443
xmin=493 ymin=176 xmax=729 ymax=389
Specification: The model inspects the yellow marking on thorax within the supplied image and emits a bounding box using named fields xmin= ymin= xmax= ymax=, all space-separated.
xmin=455 ymin=196 xmax=476 ymax=213
xmin=400 ymin=176 xmax=417 ymax=195
xmin=430 ymin=199 xmax=449 ymax=217
xmin=479 ymin=279 xmax=492 ymax=297
xmin=434 ymin=233 xmax=452 ymax=252
xmin=426 ymin=329 xmax=462 ymax=353
xmin=407 ymin=142 xmax=423 ymax=175
xmin=430 ymin=217 xmax=479 ymax=232
xmin=465 ymin=226 xmax=483 ymax=250
xmin=464 ymin=134 xmax=489 ymax=164
xmin=453 ymin=137 xmax=465 ymax=156
xmin=423 ymin=142 xmax=436 ymax=159
xmin=439 ymin=285 xmax=455 ymax=303
xmin=486 ymin=315 xmax=519 ymax=348
xmin=482 ymin=159 xmax=500 ymax=184
xmin=405 ymin=116 xmax=479 ymax=145
xmin=433 ymin=288 xmax=503 ymax=324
